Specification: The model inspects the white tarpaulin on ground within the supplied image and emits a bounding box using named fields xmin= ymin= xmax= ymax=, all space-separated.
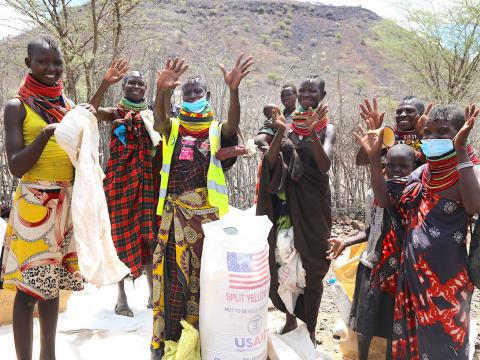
xmin=0 ymin=277 xmax=152 ymax=360
xmin=268 ymin=324 xmax=332 ymax=360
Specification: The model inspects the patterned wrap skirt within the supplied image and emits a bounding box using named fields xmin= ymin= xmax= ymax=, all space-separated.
xmin=0 ymin=179 xmax=83 ymax=300
xmin=151 ymin=187 xmax=218 ymax=356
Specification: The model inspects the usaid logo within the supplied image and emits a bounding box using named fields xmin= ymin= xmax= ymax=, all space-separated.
xmin=247 ymin=315 xmax=262 ymax=335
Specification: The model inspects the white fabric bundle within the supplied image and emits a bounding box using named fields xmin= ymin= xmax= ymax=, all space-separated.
xmin=139 ymin=109 xmax=161 ymax=147
xmin=275 ymin=227 xmax=306 ymax=314
xmin=55 ymin=106 xmax=129 ymax=286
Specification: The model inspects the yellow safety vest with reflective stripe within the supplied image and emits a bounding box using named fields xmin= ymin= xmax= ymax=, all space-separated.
xmin=156 ymin=118 xmax=229 ymax=217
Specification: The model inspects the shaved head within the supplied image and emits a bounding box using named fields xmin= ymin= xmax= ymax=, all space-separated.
xmin=302 ymin=75 xmax=325 ymax=92
xmin=27 ymin=35 xmax=60 ymax=58
xmin=400 ymin=96 xmax=425 ymax=116
xmin=123 ymin=70 xmax=145 ymax=84
xmin=263 ymin=103 xmax=275 ymax=118
xmin=182 ymin=75 xmax=208 ymax=92
xmin=387 ymin=143 xmax=416 ymax=163
xmin=429 ymin=105 xmax=465 ymax=132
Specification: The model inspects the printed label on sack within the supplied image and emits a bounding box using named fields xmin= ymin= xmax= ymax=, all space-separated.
xmin=224 ymin=246 xmax=270 ymax=309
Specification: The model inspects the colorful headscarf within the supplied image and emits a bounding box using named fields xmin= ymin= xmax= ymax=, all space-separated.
xmin=177 ymin=105 xmax=215 ymax=136
xmin=291 ymin=106 xmax=328 ymax=137
xmin=17 ymin=73 xmax=71 ymax=124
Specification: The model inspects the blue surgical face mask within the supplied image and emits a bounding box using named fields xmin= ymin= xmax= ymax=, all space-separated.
xmin=181 ymin=96 xmax=208 ymax=113
xmin=420 ymin=139 xmax=454 ymax=158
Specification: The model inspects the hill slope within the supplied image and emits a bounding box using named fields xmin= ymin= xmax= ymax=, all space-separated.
xmin=0 ymin=0 xmax=409 ymax=109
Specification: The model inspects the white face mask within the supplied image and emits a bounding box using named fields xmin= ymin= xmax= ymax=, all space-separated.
xmin=420 ymin=139 xmax=454 ymax=158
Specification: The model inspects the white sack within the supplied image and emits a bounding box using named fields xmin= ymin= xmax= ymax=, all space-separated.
xmin=200 ymin=207 xmax=272 ymax=360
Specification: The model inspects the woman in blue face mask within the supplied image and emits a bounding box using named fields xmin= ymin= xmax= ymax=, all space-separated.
xmin=148 ymin=55 xmax=254 ymax=359
xmin=354 ymin=104 xmax=480 ymax=360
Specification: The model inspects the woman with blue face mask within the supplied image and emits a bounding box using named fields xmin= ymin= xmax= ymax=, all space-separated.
xmin=149 ymin=55 xmax=254 ymax=359
xmin=354 ymin=105 xmax=480 ymax=359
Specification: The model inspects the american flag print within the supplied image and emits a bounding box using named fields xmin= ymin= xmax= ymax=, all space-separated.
xmin=227 ymin=246 xmax=270 ymax=290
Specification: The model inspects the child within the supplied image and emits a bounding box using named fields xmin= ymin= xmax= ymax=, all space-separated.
xmin=255 ymin=84 xmax=297 ymax=152
xmin=254 ymin=103 xmax=275 ymax=152
xmin=256 ymin=76 xmax=336 ymax=343
xmin=355 ymin=105 xmax=480 ymax=359
xmin=150 ymin=55 xmax=253 ymax=359
xmin=327 ymin=144 xmax=417 ymax=360
xmin=0 ymin=36 xmax=95 ymax=360
xmin=89 ymin=61 xmax=160 ymax=317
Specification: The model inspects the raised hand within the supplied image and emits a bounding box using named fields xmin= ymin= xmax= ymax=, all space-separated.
xmin=326 ymin=238 xmax=346 ymax=260
xmin=359 ymin=98 xmax=384 ymax=130
xmin=271 ymin=107 xmax=286 ymax=132
xmin=219 ymin=53 xmax=254 ymax=91
xmin=454 ymin=104 xmax=479 ymax=150
xmin=353 ymin=118 xmax=383 ymax=157
xmin=156 ymin=58 xmax=189 ymax=91
xmin=305 ymin=103 xmax=328 ymax=134
xmin=102 ymin=59 xmax=129 ymax=85
xmin=414 ymin=102 xmax=433 ymax=139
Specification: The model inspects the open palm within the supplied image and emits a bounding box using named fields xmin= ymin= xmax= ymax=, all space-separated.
xmin=454 ymin=104 xmax=479 ymax=149
xmin=103 ymin=58 xmax=129 ymax=85
xmin=359 ymin=98 xmax=384 ymax=130
xmin=414 ymin=102 xmax=433 ymax=139
xmin=219 ymin=54 xmax=254 ymax=90
xmin=272 ymin=107 xmax=286 ymax=131
xmin=156 ymin=58 xmax=189 ymax=91
xmin=353 ymin=118 xmax=383 ymax=157
xmin=305 ymin=104 xmax=328 ymax=134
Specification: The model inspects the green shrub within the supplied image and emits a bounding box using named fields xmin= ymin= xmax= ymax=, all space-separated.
xmin=335 ymin=32 xmax=343 ymax=43
xmin=267 ymin=72 xmax=282 ymax=85
xmin=277 ymin=21 xmax=288 ymax=30
xmin=272 ymin=40 xmax=283 ymax=50
xmin=260 ymin=34 xmax=271 ymax=44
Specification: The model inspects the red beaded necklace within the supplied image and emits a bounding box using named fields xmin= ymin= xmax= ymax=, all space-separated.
xmin=422 ymin=145 xmax=479 ymax=192
xmin=291 ymin=108 xmax=329 ymax=137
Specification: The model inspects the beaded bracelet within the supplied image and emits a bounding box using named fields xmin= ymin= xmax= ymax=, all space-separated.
xmin=457 ymin=161 xmax=474 ymax=171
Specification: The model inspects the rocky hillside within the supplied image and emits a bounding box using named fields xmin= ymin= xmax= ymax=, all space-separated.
xmin=0 ymin=0 xmax=409 ymax=107
xmin=129 ymin=0 xmax=407 ymax=100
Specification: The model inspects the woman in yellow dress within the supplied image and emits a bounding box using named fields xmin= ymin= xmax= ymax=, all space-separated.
xmin=0 ymin=35 xmax=95 ymax=360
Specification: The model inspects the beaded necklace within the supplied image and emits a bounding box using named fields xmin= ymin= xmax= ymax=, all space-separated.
xmin=290 ymin=107 xmax=328 ymax=138
xmin=117 ymin=97 xmax=148 ymax=112
xmin=177 ymin=106 xmax=215 ymax=136
xmin=394 ymin=127 xmax=421 ymax=150
xmin=422 ymin=145 xmax=479 ymax=192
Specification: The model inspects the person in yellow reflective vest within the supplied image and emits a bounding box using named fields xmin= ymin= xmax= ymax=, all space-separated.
xmin=149 ymin=54 xmax=254 ymax=359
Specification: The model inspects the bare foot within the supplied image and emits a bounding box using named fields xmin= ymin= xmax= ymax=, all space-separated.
xmin=281 ymin=313 xmax=298 ymax=334
xmin=115 ymin=299 xmax=134 ymax=317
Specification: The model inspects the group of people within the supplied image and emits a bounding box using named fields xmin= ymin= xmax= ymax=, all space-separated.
xmin=0 ymin=34 xmax=478 ymax=360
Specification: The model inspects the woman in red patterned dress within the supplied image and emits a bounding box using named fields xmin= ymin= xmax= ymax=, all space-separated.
xmin=355 ymin=105 xmax=480 ymax=359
